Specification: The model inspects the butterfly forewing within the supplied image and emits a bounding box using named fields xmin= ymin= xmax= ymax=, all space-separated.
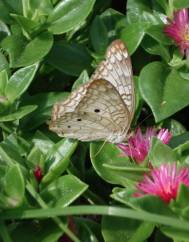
xmin=50 ymin=39 xmax=135 ymax=143
xmin=91 ymin=40 xmax=135 ymax=121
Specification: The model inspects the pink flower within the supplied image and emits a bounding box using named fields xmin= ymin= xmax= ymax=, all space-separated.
xmin=135 ymin=163 xmax=189 ymax=203
xmin=34 ymin=166 xmax=43 ymax=183
xmin=164 ymin=8 xmax=189 ymax=56
xmin=118 ymin=128 xmax=172 ymax=163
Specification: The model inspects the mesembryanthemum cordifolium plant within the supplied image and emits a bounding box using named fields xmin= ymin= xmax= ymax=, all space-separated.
xmin=0 ymin=1 xmax=189 ymax=242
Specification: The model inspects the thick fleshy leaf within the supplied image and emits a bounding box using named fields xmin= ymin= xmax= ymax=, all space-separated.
xmin=100 ymin=8 xmax=124 ymax=41
xmin=10 ymin=14 xmax=40 ymax=34
xmin=72 ymin=70 xmax=89 ymax=91
xmin=47 ymin=0 xmax=95 ymax=34
xmin=173 ymin=0 xmax=189 ymax=9
xmin=90 ymin=16 xmax=108 ymax=54
xmin=0 ymin=105 xmax=37 ymax=122
xmin=47 ymin=41 xmax=92 ymax=76
xmin=0 ymin=20 xmax=10 ymax=42
xmin=4 ymin=164 xmax=25 ymax=208
xmin=0 ymin=70 xmax=8 ymax=95
xmin=41 ymin=175 xmax=88 ymax=207
xmin=11 ymin=220 xmax=62 ymax=242
xmin=148 ymin=138 xmax=177 ymax=166
xmin=127 ymin=0 xmax=166 ymax=24
xmin=139 ymin=62 xmax=189 ymax=122
xmin=142 ymin=36 xmax=170 ymax=62
xmin=21 ymin=92 xmax=69 ymax=129
xmin=145 ymin=25 xmax=172 ymax=45
xmin=112 ymin=187 xmax=173 ymax=216
xmin=42 ymin=139 xmax=78 ymax=184
xmin=102 ymin=216 xmax=154 ymax=242
xmin=121 ymin=22 xmax=146 ymax=54
xmin=90 ymin=142 xmax=148 ymax=186
xmin=161 ymin=226 xmax=189 ymax=241
xmin=5 ymin=63 xmax=38 ymax=102
xmin=75 ymin=217 xmax=103 ymax=242
xmin=23 ymin=0 xmax=53 ymax=19
xmin=32 ymin=131 xmax=55 ymax=155
xmin=2 ymin=31 xmax=53 ymax=67
xmin=0 ymin=52 xmax=9 ymax=73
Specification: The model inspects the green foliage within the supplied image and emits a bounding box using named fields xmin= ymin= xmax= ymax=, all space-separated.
xmin=0 ymin=0 xmax=189 ymax=242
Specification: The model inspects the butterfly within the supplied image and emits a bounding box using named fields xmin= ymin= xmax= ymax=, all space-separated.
xmin=49 ymin=39 xmax=135 ymax=143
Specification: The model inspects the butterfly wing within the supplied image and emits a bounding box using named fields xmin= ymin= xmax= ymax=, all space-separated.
xmin=49 ymin=79 xmax=130 ymax=142
xmin=91 ymin=39 xmax=135 ymax=122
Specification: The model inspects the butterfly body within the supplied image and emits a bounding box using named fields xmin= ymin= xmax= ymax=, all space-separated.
xmin=49 ymin=40 xmax=135 ymax=143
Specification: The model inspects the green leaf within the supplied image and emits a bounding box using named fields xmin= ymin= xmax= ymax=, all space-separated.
xmin=0 ymin=137 xmax=25 ymax=165
xmin=90 ymin=16 xmax=108 ymax=54
xmin=163 ymin=119 xmax=186 ymax=137
xmin=100 ymin=8 xmax=125 ymax=41
xmin=28 ymin=0 xmax=53 ymax=16
xmin=0 ymin=52 xmax=9 ymax=73
xmin=41 ymin=175 xmax=88 ymax=207
xmin=32 ymin=131 xmax=55 ymax=155
xmin=142 ymin=36 xmax=170 ymax=62
xmin=139 ymin=62 xmax=189 ymax=122
xmin=0 ymin=70 xmax=8 ymax=95
xmin=173 ymin=0 xmax=189 ymax=9
xmin=5 ymin=63 xmax=38 ymax=102
xmin=121 ymin=22 xmax=146 ymax=55
xmin=169 ymin=132 xmax=189 ymax=149
xmin=148 ymin=137 xmax=177 ymax=166
xmin=3 ymin=0 xmax=22 ymax=14
xmin=76 ymin=217 xmax=103 ymax=242
xmin=11 ymin=220 xmax=62 ymax=242
xmin=21 ymin=92 xmax=69 ymax=129
xmin=127 ymin=0 xmax=151 ymax=23
xmin=42 ymin=139 xmax=78 ymax=184
xmin=47 ymin=41 xmax=92 ymax=76
xmin=0 ymin=1 xmax=12 ymax=23
xmin=2 ymin=133 xmax=31 ymax=157
xmin=173 ymin=184 xmax=189 ymax=211
xmin=72 ymin=70 xmax=89 ymax=91
xmin=4 ymin=164 xmax=25 ymax=208
xmin=102 ymin=216 xmax=154 ymax=242
xmin=112 ymin=187 xmax=173 ymax=216
xmin=0 ymin=20 xmax=10 ymax=42
xmin=145 ymin=24 xmax=172 ymax=45
xmin=2 ymin=31 xmax=53 ymax=67
xmin=48 ymin=0 xmax=95 ymax=34
xmin=90 ymin=142 xmax=147 ymax=186
xmin=0 ymin=105 xmax=37 ymax=122
xmin=161 ymin=226 xmax=189 ymax=242
xmin=27 ymin=146 xmax=45 ymax=167
xmin=127 ymin=0 xmax=166 ymax=24
xmin=10 ymin=14 xmax=40 ymax=34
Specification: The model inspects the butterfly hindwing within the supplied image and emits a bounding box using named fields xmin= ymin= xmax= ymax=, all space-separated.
xmin=49 ymin=79 xmax=130 ymax=142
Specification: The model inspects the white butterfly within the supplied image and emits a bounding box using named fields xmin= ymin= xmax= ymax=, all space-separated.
xmin=49 ymin=40 xmax=135 ymax=143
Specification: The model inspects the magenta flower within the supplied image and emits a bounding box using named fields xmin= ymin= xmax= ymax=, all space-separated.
xmin=135 ymin=163 xmax=189 ymax=203
xmin=118 ymin=128 xmax=172 ymax=163
xmin=164 ymin=8 xmax=189 ymax=56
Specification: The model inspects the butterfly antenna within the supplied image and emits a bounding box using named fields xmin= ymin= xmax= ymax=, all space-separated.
xmin=135 ymin=112 xmax=153 ymax=130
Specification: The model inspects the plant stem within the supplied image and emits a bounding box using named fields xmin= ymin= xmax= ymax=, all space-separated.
xmin=0 ymin=221 xmax=12 ymax=242
xmin=26 ymin=182 xmax=80 ymax=242
xmin=84 ymin=189 xmax=106 ymax=204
